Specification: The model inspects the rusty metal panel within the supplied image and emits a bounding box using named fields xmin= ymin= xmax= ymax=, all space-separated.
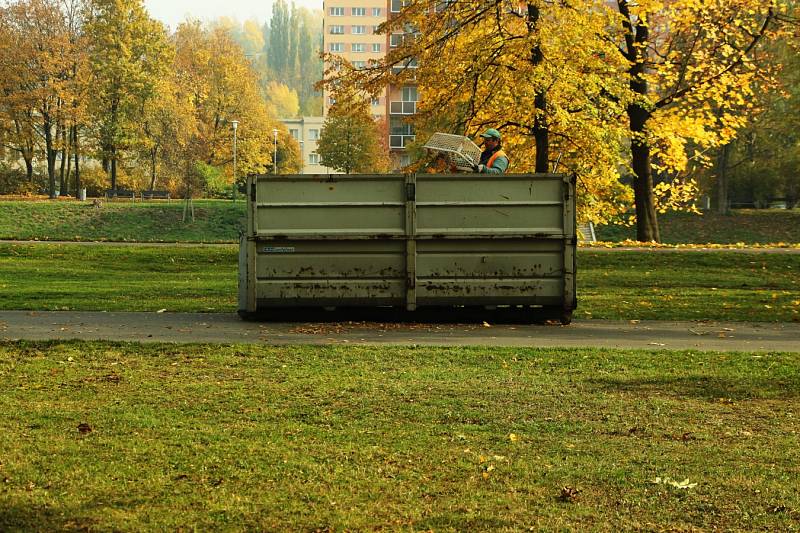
xmin=254 ymin=174 xmax=406 ymax=238
xmin=256 ymin=280 xmax=405 ymax=307
xmin=417 ymin=279 xmax=564 ymax=306
xmin=416 ymin=174 xmax=566 ymax=236
xmin=253 ymin=240 xmax=405 ymax=307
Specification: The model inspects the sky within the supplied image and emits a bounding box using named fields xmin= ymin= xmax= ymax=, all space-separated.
xmin=144 ymin=0 xmax=323 ymax=30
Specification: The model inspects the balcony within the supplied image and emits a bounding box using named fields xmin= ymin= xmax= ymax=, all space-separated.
xmin=391 ymin=58 xmax=419 ymax=75
xmin=390 ymin=101 xmax=417 ymax=115
xmin=390 ymin=134 xmax=416 ymax=149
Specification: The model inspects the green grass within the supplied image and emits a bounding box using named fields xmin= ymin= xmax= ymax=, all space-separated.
xmin=0 ymin=199 xmax=245 ymax=243
xmin=1 ymin=199 xmax=798 ymax=245
xmin=1 ymin=243 xmax=798 ymax=321
xmin=1 ymin=341 xmax=798 ymax=530
xmin=596 ymin=209 xmax=800 ymax=245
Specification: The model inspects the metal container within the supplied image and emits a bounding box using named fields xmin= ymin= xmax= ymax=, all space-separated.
xmin=239 ymin=173 xmax=577 ymax=323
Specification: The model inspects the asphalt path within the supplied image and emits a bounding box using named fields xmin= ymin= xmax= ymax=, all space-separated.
xmin=2 ymin=311 xmax=798 ymax=352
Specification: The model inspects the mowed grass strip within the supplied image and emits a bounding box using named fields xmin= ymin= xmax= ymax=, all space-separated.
xmin=0 ymin=243 xmax=236 ymax=312
xmin=0 ymin=200 xmax=244 ymax=243
xmin=2 ymin=243 xmax=799 ymax=321
xmin=1 ymin=342 xmax=798 ymax=531
xmin=594 ymin=209 xmax=800 ymax=245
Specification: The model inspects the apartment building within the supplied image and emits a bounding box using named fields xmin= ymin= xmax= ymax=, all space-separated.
xmin=280 ymin=117 xmax=335 ymax=174
xmin=323 ymin=0 xmax=419 ymax=169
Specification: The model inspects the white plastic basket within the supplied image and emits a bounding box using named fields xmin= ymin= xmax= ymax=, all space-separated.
xmin=423 ymin=133 xmax=482 ymax=172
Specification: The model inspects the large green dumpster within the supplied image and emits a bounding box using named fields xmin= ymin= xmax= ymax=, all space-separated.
xmin=238 ymin=173 xmax=577 ymax=323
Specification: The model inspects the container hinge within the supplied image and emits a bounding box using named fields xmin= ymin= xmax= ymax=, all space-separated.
xmin=406 ymin=183 xmax=416 ymax=202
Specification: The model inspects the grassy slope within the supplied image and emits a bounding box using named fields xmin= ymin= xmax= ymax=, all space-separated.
xmin=1 ymin=244 xmax=798 ymax=321
xmin=1 ymin=199 xmax=798 ymax=244
xmin=1 ymin=342 xmax=798 ymax=531
xmin=0 ymin=200 xmax=245 ymax=243
xmin=595 ymin=210 xmax=800 ymax=245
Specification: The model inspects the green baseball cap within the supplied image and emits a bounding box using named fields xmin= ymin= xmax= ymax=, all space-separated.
xmin=480 ymin=128 xmax=502 ymax=140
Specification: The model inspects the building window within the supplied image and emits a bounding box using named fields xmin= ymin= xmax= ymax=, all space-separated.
xmin=309 ymin=129 xmax=320 ymax=140
xmin=390 ymin=34 xmax=402 ymax=48
xmin=352 ymin=7 xmax=366 ymax=16
xmin=351 ymin=43 xmax=365 ymax=53
xmin=329 ymin=7 xmax=344 ymax=16
xmin=329 ymin=25 xmax=344 ymax=34
xmin=328 ymin=97 xmax=336 ymax=105
xmin=372 ymin=43 xmax=381 ymax=53
xmin=352 ymin=25 xmax=366 ymax=35
xmin=391 ymin=0 xmax=411 ymax=12
xmin=372 ymin=7 xmax=382 ymax=16
xmin=402 ymin=86 xmax=418 ymax=102
xmin=371 ymin=97 xmax=381 ymax=106
xmin=289 ymin=128 xmax=299 ymax=140
xmin=352 ymin=61 xmax=366 ymax=69
xmin=329 ymin=43 xmax=343 ymax=52
xmin=309 ymin=153 xmax=319 ymax=165
xmin=372 ymin=25 xmax=380 ymax=34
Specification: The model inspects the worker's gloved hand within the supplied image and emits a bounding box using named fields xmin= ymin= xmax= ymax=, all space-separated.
xmin=472 ymin=163 xmax=480 ymax=172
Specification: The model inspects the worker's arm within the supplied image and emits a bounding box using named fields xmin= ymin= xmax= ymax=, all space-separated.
xmin=479 ymin=156 xmax=509 ymax=174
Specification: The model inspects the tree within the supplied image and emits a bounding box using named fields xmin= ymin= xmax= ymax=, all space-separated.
xmin=614 ymin=0 xmax=790 ymax=240
xmin=0 ymin=0 xmax=89 ymax=197
xmin=324 ymin=0 xmax=792 ymax=239
xmin=173 ymin=22 xmax=300 ymax=183
xmin=86 ymin=0 xmax=171 ymax=191
xmin=317 ymin=94 xmax=389 ymax=174
xmin=323 ymin=0 xmax=633 ymax=223
xmin=265 ymin=82 xmax=300 ymax=118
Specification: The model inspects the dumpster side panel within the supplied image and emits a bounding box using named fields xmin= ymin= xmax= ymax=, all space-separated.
xmin=240 ymin=173 xmax=577 ymax=313
xmin=251 ymin=175 xmax=407 ymax=307
xmin=415 ymin=174 xmax=571 ymax=307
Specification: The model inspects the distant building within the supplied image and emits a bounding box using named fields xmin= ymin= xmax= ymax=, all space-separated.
xmin=280 ymin=117 xmax=337 ymax=174
xmin=323 ymin=0 xmax=418 ymax=169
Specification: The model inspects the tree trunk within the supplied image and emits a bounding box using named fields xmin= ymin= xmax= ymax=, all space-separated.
xmin=533 ymin=91 xmax=549 ymax=173
xmin=110 ymin=147 xmax=117 ymax=191
xmin=528 ymin=3 xmax=549 ymax=173
xmin=44 ymin=117 xmax=57 ymax=199
xmin=619 ymin=0 xmax=660 ymax=242
xmin=73 ymin=126 xmax=81 ymax=194
xmin=58 ymin=124 xmax=68 ymax=196
xmin=629 ymin=123 xmax=660 ymax=242
xmin=715 ymin=142 xmax=731 ymax=215
xmin=24 ymin=157 xmax=34 ymax=181
xmin=149 ymin=147 xmax=157 ymax=190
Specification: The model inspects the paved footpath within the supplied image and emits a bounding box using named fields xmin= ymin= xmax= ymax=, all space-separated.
xmin=1 ymin=311 xmax=798 ymax=352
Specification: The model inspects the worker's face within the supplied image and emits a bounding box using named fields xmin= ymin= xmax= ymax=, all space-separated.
xmin=483 ymin=137 xmax=499 ymax=149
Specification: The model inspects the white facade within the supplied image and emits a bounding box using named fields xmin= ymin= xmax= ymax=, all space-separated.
xmin=281 ymin=117 xmax=337 ymax=175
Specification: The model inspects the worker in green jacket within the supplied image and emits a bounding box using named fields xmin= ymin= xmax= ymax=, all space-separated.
xmin=473 ymin=128 xmax=509 ymax=174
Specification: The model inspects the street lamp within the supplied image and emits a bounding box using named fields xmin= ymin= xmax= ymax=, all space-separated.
xmin=231 ymin=120 xmax=239 ymax=202
xmin=272 ymin=128 xmax=279 ymax=174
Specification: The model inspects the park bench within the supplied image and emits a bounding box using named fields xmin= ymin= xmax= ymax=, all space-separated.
xmin=141 ymin=190 xmax=171 ymax=201
xmin=104 ymin=189 xmax=136 ymax=200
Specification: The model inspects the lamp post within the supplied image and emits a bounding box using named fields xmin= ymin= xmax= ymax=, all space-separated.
xmin=272 ymin=128 xmax=279 ymax=174
xmin=231 ymin=120 xmax=239 ymax=202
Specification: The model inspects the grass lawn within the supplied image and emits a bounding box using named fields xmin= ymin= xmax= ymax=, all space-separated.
xmin=1 ymin=341 xmax=798 ymax=530
xmin=0 ymin=199 xmax=244 ymax=243
xmin=1 ymin=198 xmax=798 ymax=245
xmin=595 ymin=209 xmax=800 ymax=245
xmin=1 ymin=244 xmax=798 ymax=321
